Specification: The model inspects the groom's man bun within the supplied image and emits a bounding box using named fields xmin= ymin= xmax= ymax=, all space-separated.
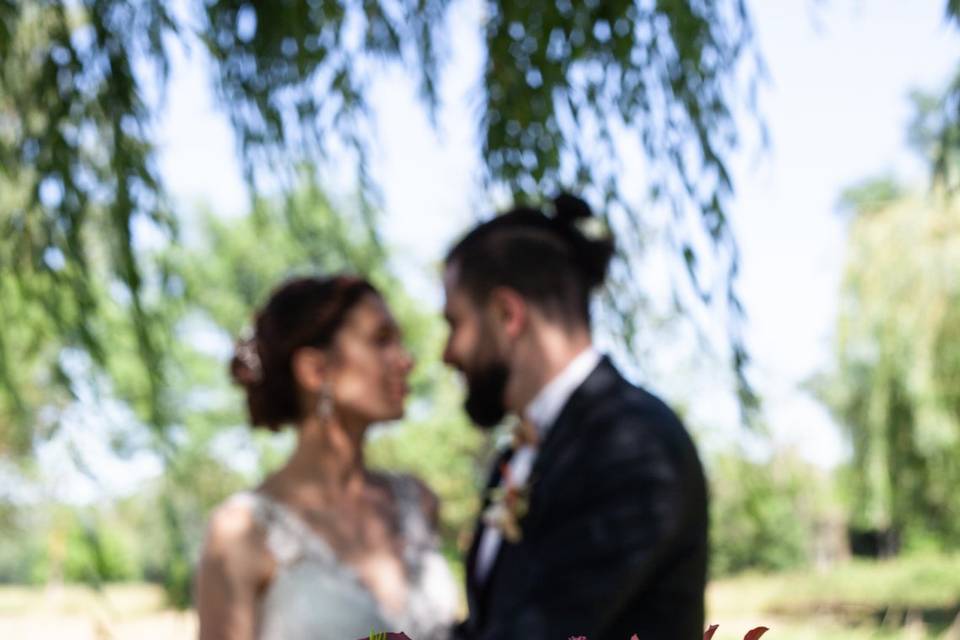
xmin=445 ymin=193 xmax=615 ymax=328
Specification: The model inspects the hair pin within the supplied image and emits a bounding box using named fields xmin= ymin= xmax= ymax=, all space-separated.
xmin=236 ymin=328 xmax=263 ymax=383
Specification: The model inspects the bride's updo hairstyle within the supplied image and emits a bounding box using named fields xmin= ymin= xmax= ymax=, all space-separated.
xmin=230 ymin=275 xmax=377 ymax=430
xmin=445 ymin=193 xmax=615 ymax=329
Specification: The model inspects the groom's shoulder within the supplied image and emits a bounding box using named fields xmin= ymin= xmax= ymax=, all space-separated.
xmin=583 ymin=375 xmax=699 ymax=467
xmin=585 ymin=371 xmax=685 ymax=434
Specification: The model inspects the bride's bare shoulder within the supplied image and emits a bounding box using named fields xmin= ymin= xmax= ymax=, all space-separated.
xmin=200 ymin=493 xmax=274 ymax=578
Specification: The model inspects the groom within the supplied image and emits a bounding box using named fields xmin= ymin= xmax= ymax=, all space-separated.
xmin=442 ymin=195 xmax=708 ymax=640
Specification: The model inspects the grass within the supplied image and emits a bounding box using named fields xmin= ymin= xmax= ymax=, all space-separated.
xmin=707 ymin=554 xmax=960 ymax=639
xmin=0 ymin=554 xmax=958 ymax=639
xmin=0 ymin=582 xmax=167 ymax=616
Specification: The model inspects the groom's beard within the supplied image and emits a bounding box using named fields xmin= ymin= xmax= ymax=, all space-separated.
xmin=464 ymin=359 xmax=510 ymax=429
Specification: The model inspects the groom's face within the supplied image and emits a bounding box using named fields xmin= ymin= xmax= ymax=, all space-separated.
xmin=442 ymin=268 xmax=511 ymax=429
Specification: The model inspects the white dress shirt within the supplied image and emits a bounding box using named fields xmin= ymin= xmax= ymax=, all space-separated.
xmin=474 ymin=347 xmax=602 ymax=584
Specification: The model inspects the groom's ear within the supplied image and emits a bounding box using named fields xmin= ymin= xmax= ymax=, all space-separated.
xmin=291 ymin=346 xmax=330 ymax=393
xmin=489 ymin=286 xmax=527 ymax=339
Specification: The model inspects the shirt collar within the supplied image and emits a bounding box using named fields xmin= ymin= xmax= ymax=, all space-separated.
xmin=524 ymin=347 xmax=602 ymax=438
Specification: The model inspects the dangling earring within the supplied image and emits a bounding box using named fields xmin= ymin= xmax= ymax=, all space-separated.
xmin=317 ymin=383 xmax=334 ymax=423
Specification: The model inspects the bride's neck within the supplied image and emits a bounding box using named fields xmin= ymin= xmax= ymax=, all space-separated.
xmin=281 ymin=415 xmax=370 ymax=502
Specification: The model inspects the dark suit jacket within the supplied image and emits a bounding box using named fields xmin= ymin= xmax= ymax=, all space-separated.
xmin=454 ymin=357 xmax=708 ymax=640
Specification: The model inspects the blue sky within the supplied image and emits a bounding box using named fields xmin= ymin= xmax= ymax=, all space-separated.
xmin=33 ymin=0 xmax=960 ymax=502
xmin=724 ymin=1 xmax=958 ymax=463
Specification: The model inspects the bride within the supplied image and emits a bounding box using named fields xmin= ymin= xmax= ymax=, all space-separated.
xmin=196 ymin=275 xmax=459 ymax=640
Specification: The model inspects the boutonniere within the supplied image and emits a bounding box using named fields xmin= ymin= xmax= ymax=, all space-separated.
xmin=482 ymin=467 xmax=530 ymax=543
xmin=482 ymin=419 xmax=538 ymax=543
xmin=511 ymin=416 xmax=539 ymax=448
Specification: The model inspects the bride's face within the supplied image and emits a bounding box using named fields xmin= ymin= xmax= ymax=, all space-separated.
xmin=325 ymin=293 xmax=413 ymax=425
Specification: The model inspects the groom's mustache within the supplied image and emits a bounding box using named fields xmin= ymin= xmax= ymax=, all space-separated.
xmin=463 ymin=360 xmax=510 ymax=429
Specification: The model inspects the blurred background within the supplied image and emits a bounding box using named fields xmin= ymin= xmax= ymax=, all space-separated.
xmin=2 ymin=0 xmax=960 ymax=638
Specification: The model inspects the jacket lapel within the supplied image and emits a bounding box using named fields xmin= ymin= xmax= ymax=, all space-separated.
xmin=526 ymin=358 xmax=619 ymax=524
xmin=465 ymin=358 xmax=619 ymax=630
xmin=530 ymin=358 xmax=616 ymax=479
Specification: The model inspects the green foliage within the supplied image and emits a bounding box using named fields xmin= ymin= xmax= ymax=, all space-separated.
xmin=61 ymin=514 xmax=139 ymax=584
xmin=0 ymin=501 xmax=46 ymax=584
xmin=923 ymin=3 xmax=960 ymax=191
xmin=0 ymin=0 xmax=764 ymax=451
xmin=0 ymin=1 xmax=179 ymax=437
xmin=0 ymin=0 xmax=765 ymax=589
xmin=15 ymin=504 xmax=144 ymax=586
xmin=0 ymin=268 xmax=71 ymax=456
xmin=838 ymin=176 xmax=904 ymax=215
xmin=818 ymin=190 xmax=960 ymax=547
xmin=175 ymin=177 xmax=387 ymax=335
xmin=709 ymin=452 xmax=828 ymax=576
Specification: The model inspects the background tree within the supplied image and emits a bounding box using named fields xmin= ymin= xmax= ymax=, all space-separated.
xmin=925 ymin=1 xmax=960 ymax=190
xmin=814 ymin=27 xmax=960 ymax=555
xmin=0 ymin=0 xmax=765 ymax=449
xmin=708 ymin=450 xmax=832 ymax=576
xmin=817 ymin=181 xmax=960 ymax=552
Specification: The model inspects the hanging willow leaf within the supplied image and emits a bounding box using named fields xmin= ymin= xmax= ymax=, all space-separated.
xmin=0 ymin=0 xmax=763 ymax=444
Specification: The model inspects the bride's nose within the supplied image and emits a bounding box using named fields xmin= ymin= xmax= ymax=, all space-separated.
xmin=398 ymin=346 xmax=415 ymax=373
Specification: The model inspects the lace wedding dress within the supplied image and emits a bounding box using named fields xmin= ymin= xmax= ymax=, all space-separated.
xmin=222 ymin=473 xmax=459 ymax=640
